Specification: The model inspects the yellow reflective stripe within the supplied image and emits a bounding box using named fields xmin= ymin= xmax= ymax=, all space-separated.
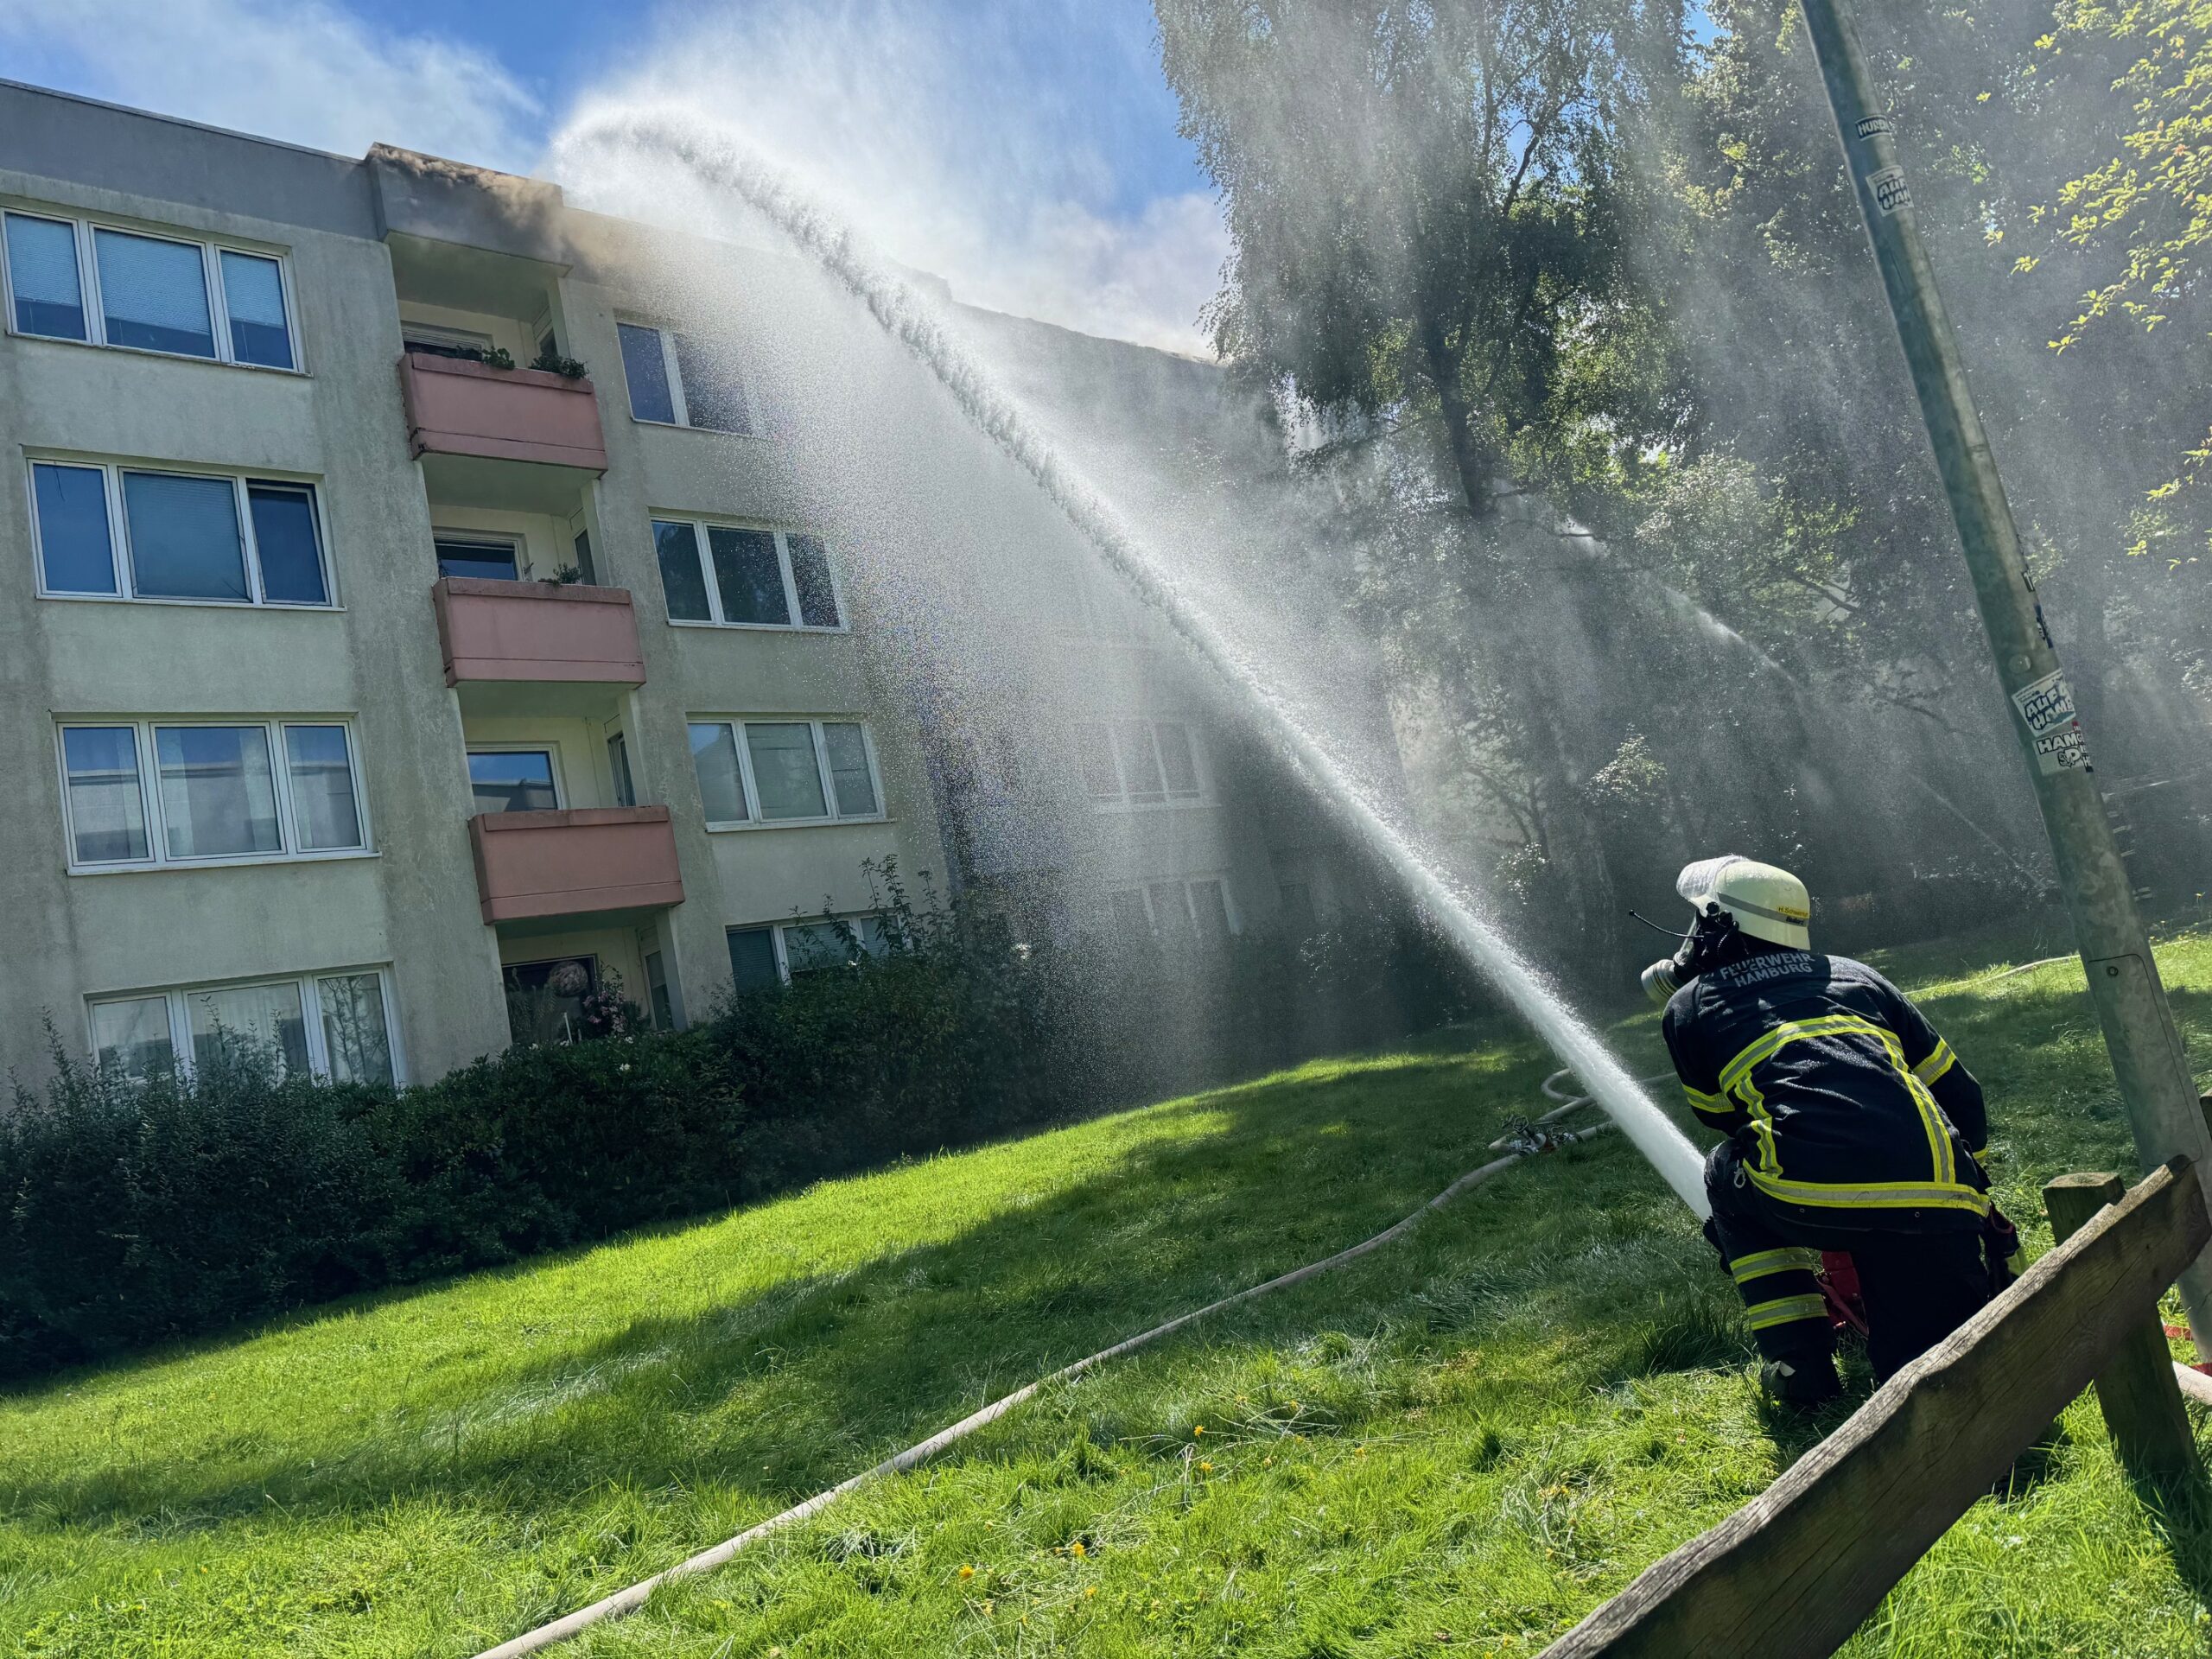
xmin=1912 ymin=1039 xmax=1957 ymax=1086
xmin=1745 ymin=1294 xmax=1829 ymax=1331
xmin=1735 ymin=1072 xmax=1780 ymax=1175
xmin=1718 ymin=1015 xmax=1885 ymax=1093
xmin=1730 ymin=1248 xmax=1822 ymax=1284
xmin=1683 ymin=1084 xmax=1726 ymax=1111
xmin=1745 ymin=1167 xmax=1992 ymax=1215
xmin=1717 ymin=1014 xmax=1957 ymax=1191
xmin=1867 ymin=1021 xmax=1952 ymax=1188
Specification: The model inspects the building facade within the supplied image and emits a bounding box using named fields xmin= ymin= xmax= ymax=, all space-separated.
xmin=0 ymin=80 xmax=1368 ymax=1090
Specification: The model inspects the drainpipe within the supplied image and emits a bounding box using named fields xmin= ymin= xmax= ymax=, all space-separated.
xmin=1796 ymin=0 xmax=2212 ymax=1352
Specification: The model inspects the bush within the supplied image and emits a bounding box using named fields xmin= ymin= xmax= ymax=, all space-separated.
xmin=0 ymin=864 xmax=1458 ymax=1379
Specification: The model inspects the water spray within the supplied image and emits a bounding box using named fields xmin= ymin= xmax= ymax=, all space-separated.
xmin=553 ymin=109 xmax=1708 ymax=1216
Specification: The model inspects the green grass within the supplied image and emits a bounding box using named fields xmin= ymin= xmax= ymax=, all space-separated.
xmin=7 ymin=930 xmax=2212 ymax=1657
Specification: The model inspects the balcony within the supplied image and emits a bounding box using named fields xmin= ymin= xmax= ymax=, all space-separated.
xmin=399 ymin=351 xmax=607 ymax=473
xmin=468 ymin=806 xmax=683 ymax=924
xmin=433 ymin=577 xmax=646 ymax=687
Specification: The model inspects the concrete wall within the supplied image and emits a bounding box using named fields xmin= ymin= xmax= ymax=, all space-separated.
xmin=0 ymin=88 xmax=509 ymax=1081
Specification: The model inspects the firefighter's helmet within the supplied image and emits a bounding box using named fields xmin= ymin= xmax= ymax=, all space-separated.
xmin=1676 ymin=855 xmax=1812 ymax=951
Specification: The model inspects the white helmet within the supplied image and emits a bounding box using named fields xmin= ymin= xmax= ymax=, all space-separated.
xmin=1676 ymin=855 xmax=1811 ymax=951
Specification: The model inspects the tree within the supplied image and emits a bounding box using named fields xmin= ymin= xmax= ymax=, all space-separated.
xmin=1158 ymin=0 xmax=1690 ymax=517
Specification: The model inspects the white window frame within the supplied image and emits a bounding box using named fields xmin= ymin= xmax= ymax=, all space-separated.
xmin=1 ymin=205 xmax=303 ymax=372
xmin=1076 ymin=718 xmax=1208 ymax=810
xmin=465 ymin=744 xmax=568 ymax=814
xmin=55 ymin=716 xmax=372 ymax=874
xmin=652 ymin=514 xmax=846 ymax=632
xmin=1108 ymin=875 xmax=1241 ymax=938
xmin=619 ymin=320 xmax=760 ymax=435
xmin=401 ymin=321 xmax=498 ymax=357
xmin=690 ymin=716 xmax=887 ymax=830
xmin=86 ymin=965 xmax=404 ymax=1084
xmin=726 ymin=913 xmax=888 ymax=984
xmin=433 ymin=528 xmax=526 ymax=582
xmin=25 ymin=455 xmax=337 ymax=609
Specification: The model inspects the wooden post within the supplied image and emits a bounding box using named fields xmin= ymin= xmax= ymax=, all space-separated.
xmin=2043 ymin=1173 xmax=2201 ymax=1489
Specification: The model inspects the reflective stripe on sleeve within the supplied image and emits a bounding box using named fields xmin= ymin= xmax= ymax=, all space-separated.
xmin=1911 ymin=1039 xmax=1957 ymax=1085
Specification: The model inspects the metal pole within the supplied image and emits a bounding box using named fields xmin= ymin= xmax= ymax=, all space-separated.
xmin=1796 ymin=0 xmax=2212 ymax=1351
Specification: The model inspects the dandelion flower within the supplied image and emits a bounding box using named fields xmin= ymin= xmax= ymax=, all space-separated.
xmin=1070 ymin=1540 xmax=1088 ymax=1557
xmin=959 ymin=1566 xmax=975 ymax=1580
xmin=1193 ymin=1425 xmax=1205 ymax=1435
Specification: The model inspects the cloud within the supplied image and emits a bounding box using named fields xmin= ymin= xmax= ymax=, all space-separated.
xmin=0 ymin=0 xmax=540 ymax=171
xmin=0 ymin=0 xmax=1225 ymax=351
xmin=553 ymin=0 xmax=1228 ymax=354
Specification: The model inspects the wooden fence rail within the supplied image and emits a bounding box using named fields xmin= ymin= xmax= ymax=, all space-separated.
xmin=1540 ymin=1157 xmax=2209 ymax=1659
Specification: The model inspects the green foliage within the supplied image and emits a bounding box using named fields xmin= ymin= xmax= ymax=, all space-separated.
xmin=1160 ymin=0 xmax=2212 ymax=986
xmin=1157 ymin=0 xmax=1690 ymax=508
xmin=529 ymin=346 xmax=589 ymax=378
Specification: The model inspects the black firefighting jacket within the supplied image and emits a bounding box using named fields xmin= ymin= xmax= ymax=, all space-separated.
xmin=1662 ymin=949 xmax=1991 ymax=1232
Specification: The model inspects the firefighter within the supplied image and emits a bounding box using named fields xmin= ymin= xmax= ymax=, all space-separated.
xmin=1643 ymin=855 xmax=2018 ymax=1405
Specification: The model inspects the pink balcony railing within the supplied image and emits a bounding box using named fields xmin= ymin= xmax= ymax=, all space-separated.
xmin=433 ymin=577 xmax=646 ymax=686
xmin=467 ymin=806 xmax=683 ymax=924
xmin=399 ymin=352 xmax=608 ymax=472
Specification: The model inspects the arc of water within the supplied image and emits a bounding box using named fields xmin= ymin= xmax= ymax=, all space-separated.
xmin=553 ymin=111 xmax=1707 ymax=1217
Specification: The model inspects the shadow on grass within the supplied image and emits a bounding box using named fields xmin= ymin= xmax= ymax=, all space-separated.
xmin=5 ymin=1044 xmax=1694 ymax=1547
xmin=2129 ymin=1476 xmax=2212 ymax=1615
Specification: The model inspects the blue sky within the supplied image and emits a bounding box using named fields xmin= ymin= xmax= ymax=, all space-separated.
xmin=0 ymin=0 xmax=1228 ymax=350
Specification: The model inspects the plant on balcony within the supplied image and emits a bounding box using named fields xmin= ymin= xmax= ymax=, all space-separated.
xmin=530 ymin=346 xmax=589 ymax=379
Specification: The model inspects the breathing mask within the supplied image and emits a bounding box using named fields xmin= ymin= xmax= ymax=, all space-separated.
xmin=1638 ymin=903 xmax=1740 ymax=1008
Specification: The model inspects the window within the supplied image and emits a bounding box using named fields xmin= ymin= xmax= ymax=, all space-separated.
xmin=88 ymin=968 xmax=398 ymax=1084
xmin=218 ymin=251 xmax=294 ymax=369
xmin=57 ymin=719 xmax=367 ymax=871
xmin=1073 ymin=719 xmax=1205 ymax=808
xmin=1108 ymin=876 xmax=1237 ymax=943
xmin=688 ymin=718 xmax=884 ymax=829
xmin=504 ymin=956 xmax=596 ymax=1046
xmin=650 ymin=517 xmax=842 ymax=629
xmin=607 ymin=733 xmax=636 ymax=808
xmin=27 ymin=459 xmax=332 ymax=607
xmin=435 ymin=536 xmax=520 ymax=582
xmin=403 ymin=321 xmax=497 ymax=360
xmin=4 ymin=212 xmax=86 ymax=340
xmin=618 ymin=321 xmax=754 ymax=434
xmin=3 ymin=209 xmax=296 ymax=369
xmin=726 ymin=917 xmax=889 ymax=988
xmin=467 ymin=750 xmax=560 ymax=814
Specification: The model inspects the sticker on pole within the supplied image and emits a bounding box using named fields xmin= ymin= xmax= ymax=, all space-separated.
xmin=1867 ymin=167 xmax=1911 ymax=214
xmin=2012 ymin=670 xmax=2092 ymax=775
xmin=1854 ymin=116 xmax=1894 ymax=140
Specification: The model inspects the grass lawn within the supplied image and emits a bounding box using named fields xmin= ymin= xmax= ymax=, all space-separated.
xmin=7 ymin=927 xmax=2212 ymax=1656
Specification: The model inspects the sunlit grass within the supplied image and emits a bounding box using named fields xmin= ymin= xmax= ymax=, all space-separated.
xmin=4 ymin=933 xmax=2211 ymax=1656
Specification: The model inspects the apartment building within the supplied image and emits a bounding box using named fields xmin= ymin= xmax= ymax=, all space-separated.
xmin=0 ymin=79 xmax=1367 ymax=1090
